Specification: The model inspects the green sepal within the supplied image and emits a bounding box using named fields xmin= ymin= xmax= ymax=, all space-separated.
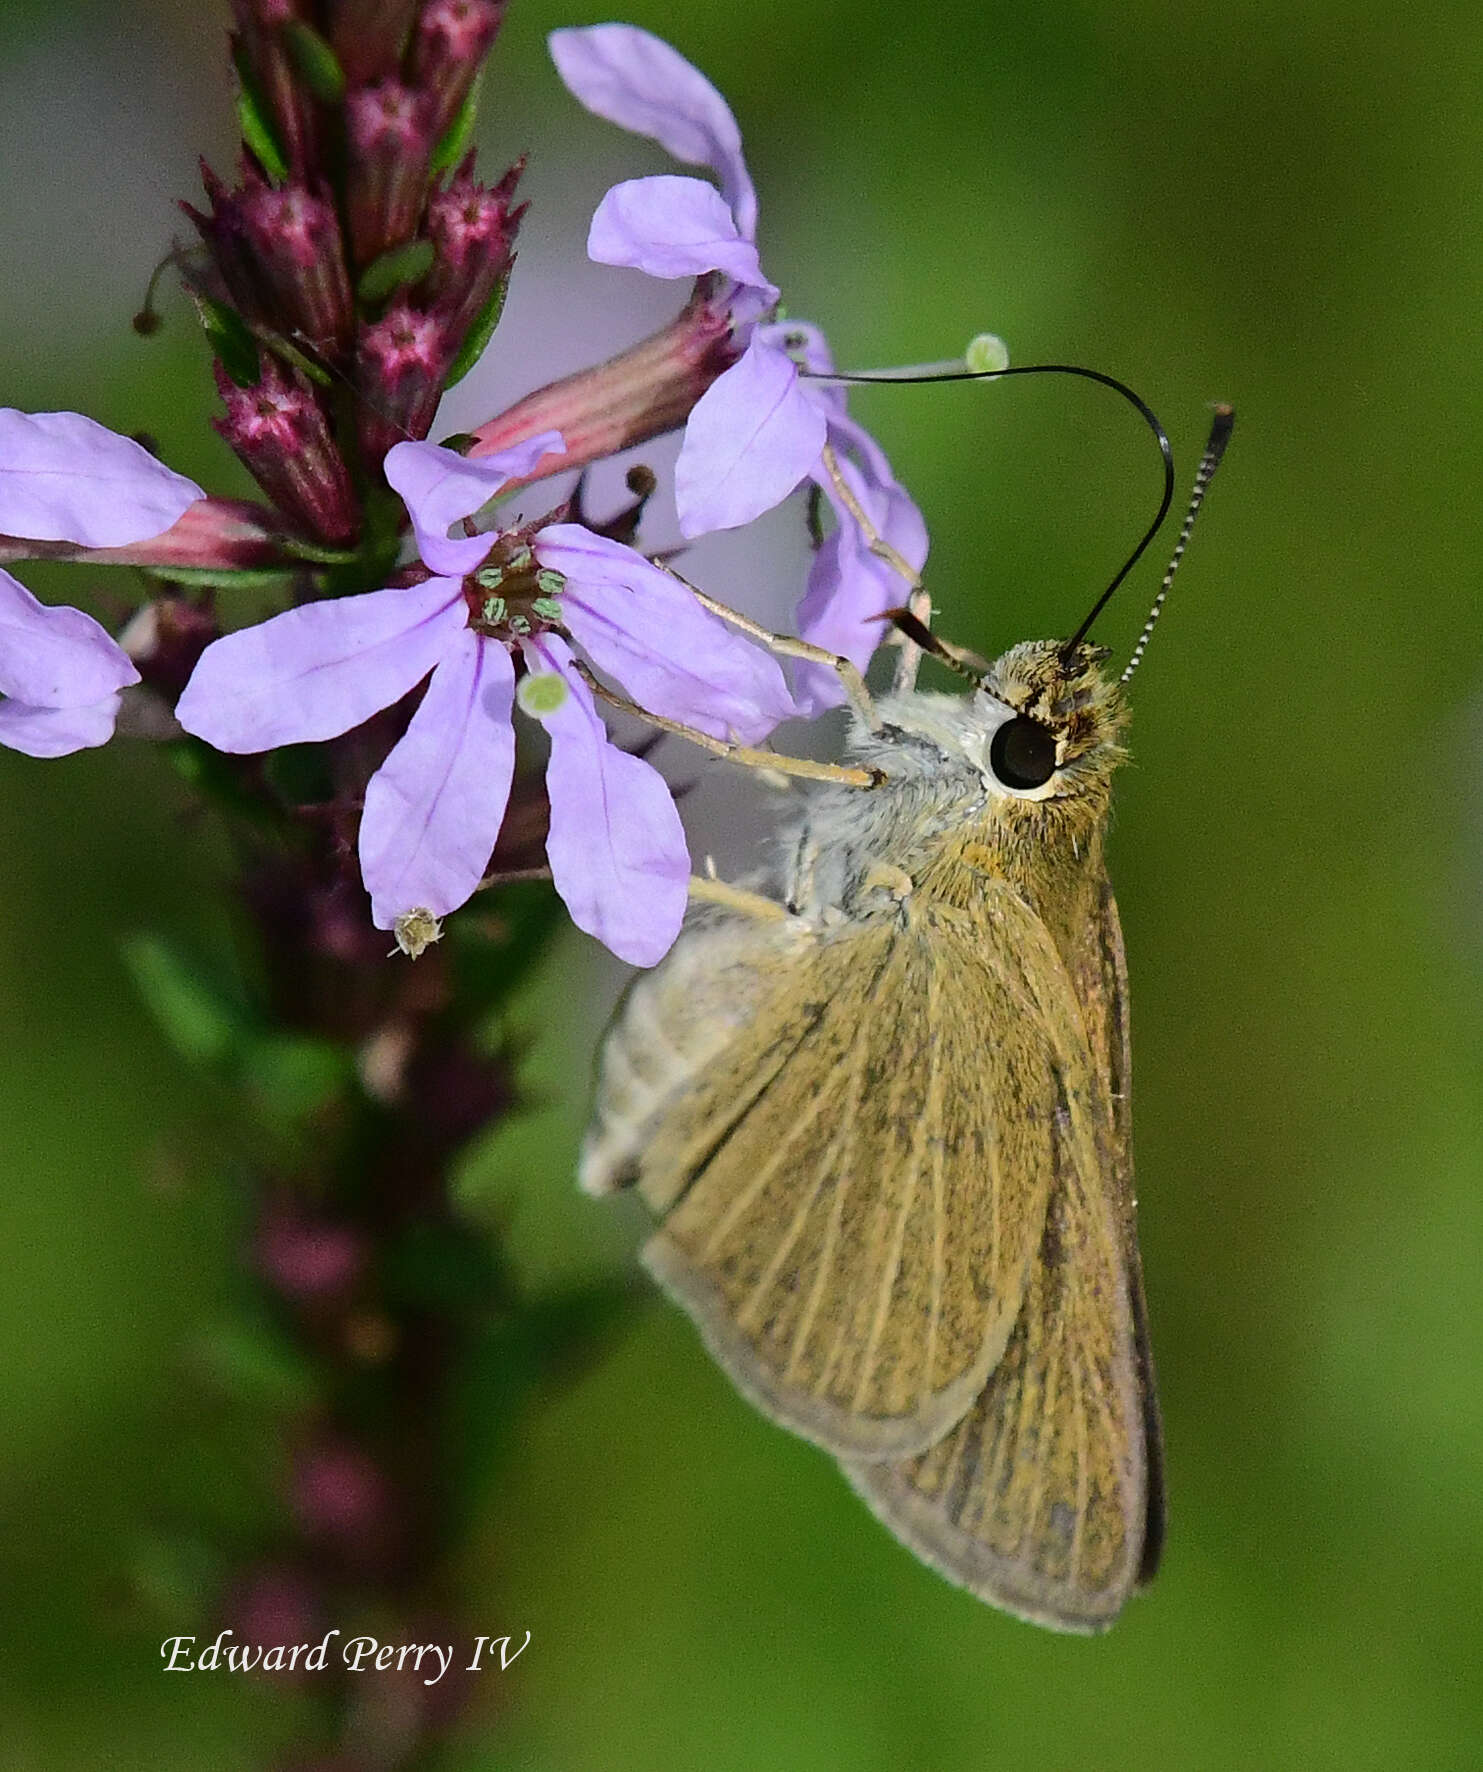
xmin=231 ymin=46 xmax=290 ymax=182
xmin=282 ymin=20 xmax=347 ymax=104
xmin=445 ymin=272 xmax=510 ymax=389
xmin=357 ymin=239 xmax=436 ymax=307
xmin=141 ymin=566 xmax=296 ymax=591
xmin=191 ymin=293 xmax=261 ymax=388
xmin=259 ymin=330 xmax=335 ymax=389
xmin=430 ymin=73 xmax=482 ymax=177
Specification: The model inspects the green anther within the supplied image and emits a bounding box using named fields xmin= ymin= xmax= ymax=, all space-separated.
xmin=516 ymin=672 xmax=570 ymax=717
xmin=475 ymin=565 xmax=505 ymax=590
xmin=965 ymin=332 xmax=1010 ymax=375
xmin=481 ymin=595 xmax=507 ymax=624
xmin=531 ymin=596 xmax=563 ymax=621
xmin=504 ymin=544 xmax=533 ymax=572
xmin=508 ymin=614 xmax=531 ymax=636
xmin=535 ymin=569 xmax=565 ymax=597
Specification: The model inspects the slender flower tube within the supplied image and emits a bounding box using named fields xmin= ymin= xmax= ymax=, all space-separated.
xmin=175 ymin=434 xmax=794 ymax=965
xmin=0 ymin=410 xmax=203 ymax=755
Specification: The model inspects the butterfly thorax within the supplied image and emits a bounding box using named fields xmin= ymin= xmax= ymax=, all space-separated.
xmin=786 ymin=640 xmax=1128 ymax=934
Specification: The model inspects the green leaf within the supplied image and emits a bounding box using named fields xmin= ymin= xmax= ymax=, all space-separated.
xmin=430 ymin=73 xmax=482 ymax=177
xmin=448 ymin=876 xmax=563 ymax=1005
xmin=445 ymin=272 xmax=510 ymax=389
xmin=449 ymin=1282 xmax=638 ymax=1511
xmin=382 ymin=1219 xmax=513 ymax=1315
xmin=238 ymin=1033 xmax=352 ymax=1121
xmin=235 ymin=83 xmax=290 ymax=183
xmin=194 ymin=1317 xmax=320 ymax=1411
xmin=120 ymin=933 xmax=249 ymax=1068
xmin=357 ymin=239 xmax=436 ymax=307
xmin=190 ymin=293 xmax=261 ymax=388
xmin=282 ymin=20 xmax=346 ymax=104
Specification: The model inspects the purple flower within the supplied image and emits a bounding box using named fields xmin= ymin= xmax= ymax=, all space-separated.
xmin=175 ymin=433 xmax=795 ymax=966
xmin=0 ymin=410 xmax=204 ymax=756
xmin=549 ymin=24 xmax=928 ymax=711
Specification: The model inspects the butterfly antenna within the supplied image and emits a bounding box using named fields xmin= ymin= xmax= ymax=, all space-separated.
xmin=1120 ymin=404 xmax=1235 ymax=684
xmin=802 ymin=355 xmax=1178 ymax=658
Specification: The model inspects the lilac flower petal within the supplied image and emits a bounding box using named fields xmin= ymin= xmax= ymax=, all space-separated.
xmin=756 ymin=318 xmax=848 ymax=419
xmin=176 ymin=578 xmax=466 ymax=753
xmin=534 ymin=524 xmax=793 ymax=742
xmin=0 ymin=568 xmax=140 ymax=706
xmin=359 ymin=630 xmax=516 ymax=930
xmin=385 ymin=431 xmax=566 ymax=578
xmin=0 ymin=409 xmax=204 ymax=547
xmin=550 ymin=24 xmax=757 ymax=239
xmin=793 ymin=525 xmax=889 ymax=715
xmin=524 ymin=634 xmax=688 ymax=967
xmin=675 ymin=338 xmax=828 ymax=537
xmin=588 ymin=176 xmax=775 ymax=297
xmin=0 ymin=692 xmax=122 ymax=758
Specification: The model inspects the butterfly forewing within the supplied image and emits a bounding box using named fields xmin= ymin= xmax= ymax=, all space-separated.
xmin=846 ymin=872 xmax=1154 ymax=1629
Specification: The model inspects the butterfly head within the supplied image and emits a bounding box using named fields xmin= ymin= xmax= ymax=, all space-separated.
xmin=970 ymin=638 xmax=1129 ymax=802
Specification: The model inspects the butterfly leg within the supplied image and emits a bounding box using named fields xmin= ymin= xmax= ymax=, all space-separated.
xmin=645 ymin=562 xmax=882 ymax=733
xmin=687 ymin=873 xmax=794 ymax=921
xmin=570 ymin=661 xmax=885 ymax=790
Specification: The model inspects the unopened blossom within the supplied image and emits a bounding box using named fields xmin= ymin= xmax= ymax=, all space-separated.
xmin=0 ymin=410 xmax=203 ymax=756
xmin=175 ymin=433 xmax=795 ymax=966
xmin=550 ymin=24 xmax=928 ymax=711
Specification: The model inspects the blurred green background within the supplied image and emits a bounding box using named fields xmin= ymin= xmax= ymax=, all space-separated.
xmin=3 ymin=0 xmax=1482 ymax=1766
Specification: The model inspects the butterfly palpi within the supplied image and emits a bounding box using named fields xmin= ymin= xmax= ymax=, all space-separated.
xmin=580 ymin=401 xmax=1232 ymax=1631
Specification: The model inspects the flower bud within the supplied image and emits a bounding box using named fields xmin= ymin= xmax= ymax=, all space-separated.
xmin=184 ymin=163 xmax=267 ymax=325
xmin=256 ymin=1199 xmax=365 ymax=1302
xmin=355 ymin=298 xmax=454 ymax=468
xmin=411 ymin=0 xmax=507 ymax=143
xmin=291 ymin=1439 xmax=395 ymax=1559
xmin=238 ymin=181 xmax=354 ymax=360
xmin=331 ymin=0 xmax=420 ymax=85
xmin=213 ymin=358 xmax=359 ymax=545
xmin=422 ymin=157 xmax=524 ymax=344
xmin=229 ymin=0 xmax=317 ymax=177
xmin=345 ymin=81 xmax=434 ymax=266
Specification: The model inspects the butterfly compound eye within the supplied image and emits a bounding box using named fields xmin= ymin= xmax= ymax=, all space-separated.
xmin=989 ymin=716 xmax=1058 ymax=790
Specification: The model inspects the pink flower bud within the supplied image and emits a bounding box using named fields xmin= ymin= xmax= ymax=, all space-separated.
xmin=345 ymin=81 xmax=434 ymax=265
xmin=291 ymin=1440 xmax=395 ymax=1554
xmin=423 ymin=157 xmax=523 ymax=343
xmin=256 ymin=1199 xmax=365 ymax=1301
xmin=229 ymin=0 xmax=318 ymax=177
xmin=411 ymin=0 xmax=507 ymax=142
xmin=331 ymin=0 xmax=420 ymax=86
xmin=214 ymin=359 xmax=359 ymax=545
xmin=355 ymin=299 xmax=454 ymax=468
xmin=238 ymin=183 xmax=354 ymax=360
